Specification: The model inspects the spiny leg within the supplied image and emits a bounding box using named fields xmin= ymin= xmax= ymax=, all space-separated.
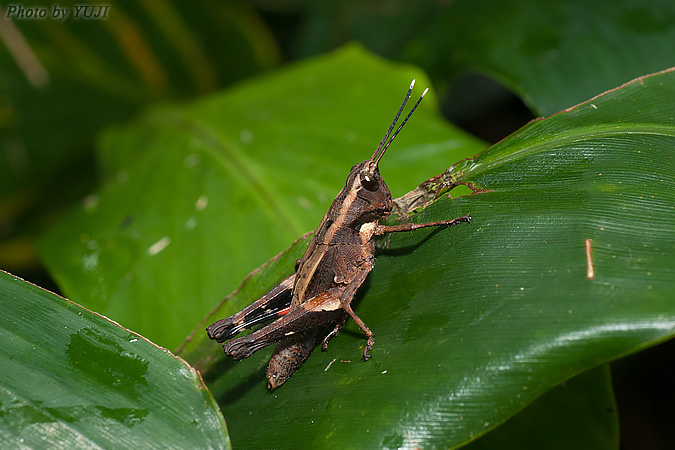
xmin=335 ymin=263 xmax=376 ymax=361
xmin=207 ymin=273 xmax=295 ymax=342
xmin=376 ymin=214 xmax=471 ymax=235
xmin=222 ymin=290 xmax=344 ymax=360
xmin=341 ymin=301 xmax=374 ymax=361
xmin=321 ymin=314 xmax=348 ymax=350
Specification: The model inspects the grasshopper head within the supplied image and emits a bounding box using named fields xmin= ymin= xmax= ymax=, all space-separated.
xmin=340 ymin=160 xmax=393 ymax=224
xmin=347 ymin=80 xmax=428 ymax=217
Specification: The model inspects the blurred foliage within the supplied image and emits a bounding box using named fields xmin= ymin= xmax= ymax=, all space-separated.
xmin=0 ymin=0 xmax=674 ymax=449
xmin=0 ymin=0 xmax=279 ymax=275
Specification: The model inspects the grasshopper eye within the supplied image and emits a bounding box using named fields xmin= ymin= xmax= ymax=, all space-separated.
xmin=360 ymin=172 xmax=379 ymax=191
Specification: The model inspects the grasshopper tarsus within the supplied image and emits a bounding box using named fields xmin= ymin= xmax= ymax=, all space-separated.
xmin=454 ymin=214 xmax=472 ymax=226
xmin=435 ymin=213 xmax=471 ymax=228
xmin=361 ymin=335 xmax=375 ymax=361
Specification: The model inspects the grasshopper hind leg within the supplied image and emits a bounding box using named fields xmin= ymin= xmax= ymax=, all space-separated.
xmin=221 ymin=292 xmax=345 ymax=361
xmin=321 ymin=314 xmax=347 ymax=350
xmin=206 ymin=274 xmax=295 ymax=343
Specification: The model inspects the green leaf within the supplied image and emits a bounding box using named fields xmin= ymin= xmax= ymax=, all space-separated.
xmin=409 ymin=0 xmax=675 ymax=115
xmin=465 ymin=365 xmax=618 ymax=450
xmin=0 ymin=0 xmax=278 ymax=194
xmin=293 ymin=0 xmax=675 ymax=115
xmin=180 ymin=67 xmax=675 ymax=448
xmin=38 ymin=44 xmax=486 ymax=349
xmin=0 ymin=270 xmax=229 ymax=448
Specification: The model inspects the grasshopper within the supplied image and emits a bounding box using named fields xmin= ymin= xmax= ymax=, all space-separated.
xmin=207 ymin=81 xmax=471 ymax=389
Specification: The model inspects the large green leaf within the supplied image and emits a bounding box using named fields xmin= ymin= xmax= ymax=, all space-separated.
xmin=292 ymin=0 xmax=675 ymax=116
xmin=179 ymin=67 xmax=675 ymax=448
xmin=409 ymin=0 xmax=675 ymax=115
xmin=37 ymin=45 xmax=486 ymax=349
xmin=0 ymin=270 xmax=229 ymax=448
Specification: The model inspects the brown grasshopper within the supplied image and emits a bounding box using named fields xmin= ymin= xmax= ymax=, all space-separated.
xmin=207 ymin=80 xmax=471 ymax=389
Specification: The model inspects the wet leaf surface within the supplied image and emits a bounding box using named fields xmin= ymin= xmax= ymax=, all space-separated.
xmin=0 ymin=270 xmax=229 ymax=448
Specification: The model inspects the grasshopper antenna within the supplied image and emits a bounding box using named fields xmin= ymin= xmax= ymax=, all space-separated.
xmin=372 ymin=79 xmax=414 ymax=163
xmin=372 ymin=81 xmax=428 ymax=166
